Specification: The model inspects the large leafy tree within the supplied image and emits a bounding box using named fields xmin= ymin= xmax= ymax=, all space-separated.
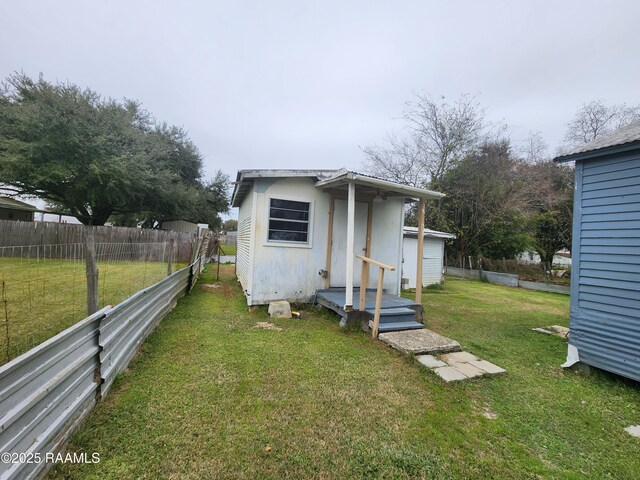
xmin=427 ymin=139 xmax=535 ymax=261
xmin=526 ymin=160 xmax=574 ymax=270
xmin=0 ymin=73 xmax=228 ymax=226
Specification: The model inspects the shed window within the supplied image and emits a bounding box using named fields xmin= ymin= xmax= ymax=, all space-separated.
xmin=268 ymin=198 xmax=310 ymax=243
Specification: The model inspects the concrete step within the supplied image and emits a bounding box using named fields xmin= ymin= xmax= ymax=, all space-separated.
xmin=378 ymin=329 xmax=461 ymax=355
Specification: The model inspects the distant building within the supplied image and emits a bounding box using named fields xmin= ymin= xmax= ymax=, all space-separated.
xmin=402 ymin=227 xmax=456 ymax=288
xmin=0 ymin=197 xmax=36 ymax=222
xmin=160 ymin=220 xmax=199 ymax=235
xmin=221 ymin=231 xmax=237 ymax=245
xmin=554 ymin=123 xmax=640 ymax=382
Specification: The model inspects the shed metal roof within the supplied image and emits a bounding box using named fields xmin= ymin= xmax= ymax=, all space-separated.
xmin=0 ymin=197 xmax=37 ymax=211
xmin=554 ymin=122 xmax=640 ymax=163
xmin=403 ymin=226 xmax=456 ymax=240
xmin=231 ymin=168 xmax=444 ymax=207
xmin=231 ymin=169 xmax=344 ymax=207
xmin=315 ymin=170 xmax=444 ymax=201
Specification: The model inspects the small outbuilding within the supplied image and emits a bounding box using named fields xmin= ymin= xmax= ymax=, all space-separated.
xmin=0 ymin=197 xmax=36 ymax=222
xmin=554 ymin=123 xmax=640 ymax=382
xmin=231 ymin=169 xmax=445 ymax=336
xmin=402 ymin=227 xmax=456 ymax=288
xmin=161 ymin=220 xmax=199 ymax=235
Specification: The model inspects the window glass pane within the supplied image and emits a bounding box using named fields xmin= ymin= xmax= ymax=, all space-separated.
xmin=270 ymin=208 xmax=309 ymax=221
xmin=269 ymin=220 xmax=308 ymax=233
xmin=269 ymin=230 xmax=308 ymax=242
xmin=268 ymin=198 xmax=310 ymax=243
xmin=270 ymin=198 xmax=309 ymax=211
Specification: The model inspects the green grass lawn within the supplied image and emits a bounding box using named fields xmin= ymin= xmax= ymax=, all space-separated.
xmin=0 ymin=258 xmax=186 ymax=364
xmin=51 ymin=267 xmax=640 ymax=479
xmin=218 ymin=242 xmax=236 ymax=256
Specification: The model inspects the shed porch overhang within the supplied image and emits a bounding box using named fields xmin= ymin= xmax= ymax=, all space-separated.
xmin=318 ymin=174 xmax=443 ymax=317
xmin=314 ymin=171 xmax=444 ymax=201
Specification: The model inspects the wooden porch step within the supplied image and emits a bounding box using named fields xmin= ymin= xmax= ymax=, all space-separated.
xmin=364 ymin=307 xmax=417 ymax=324
xmin=373 ymin=320 xmax=424 ymax=333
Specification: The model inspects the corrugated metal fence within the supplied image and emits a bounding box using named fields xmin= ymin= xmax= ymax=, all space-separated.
xmin=0 ymin=255 xmax=207 ymax=480
xmin=446 ymin=266 xmax=570 ymax=294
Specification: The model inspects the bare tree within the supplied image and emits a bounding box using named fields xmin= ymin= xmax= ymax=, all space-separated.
xmin=362 ymin=133 xmax=427 ymax=187
xmin=520 ymin=130 xmax=549 ymax=163
xmin=563 ymin=100 xmax=640 ymax=147
xmin=363 ymin=93 xmax=494 ymax=186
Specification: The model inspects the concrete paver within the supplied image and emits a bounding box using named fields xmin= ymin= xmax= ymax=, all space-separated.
xmin=434 ymin=366 xmax=468 ymax=382
xmin=441 ymin=351 xmax=478 ymax=364
xmin=417 ymin=354 xmax=447 ymax=368
xmin=469 ymin=359 xmax=507 ymax=375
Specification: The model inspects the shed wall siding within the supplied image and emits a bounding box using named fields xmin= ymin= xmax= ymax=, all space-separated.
xmin=249 ymin=178 xmax=331 ymax=304
xmin=402 ymin=237 xmax=444 ymax=287
xmin=0 ymin=208 xmax=34 ymax=222
xmin=236 ymin=189 xmax=253 ymax=298
xmin=245 ymin=178 xmax=405 ymax=304
xmin=571 ymin=153 xmax=640 ymax=381
xmin=368 ymin=198 xmax=404 ymax=294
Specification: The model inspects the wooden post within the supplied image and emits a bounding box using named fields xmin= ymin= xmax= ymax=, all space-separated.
xmin=167 ymin=239 xmax=174 ymax=276
xmin=345 ymin=182 xmax=355 ymax=310
xmin=371 ymin=268 xmax=386 ymax=338
xmin=359 ymin=201 xmax=373 ymax=311
xmin=324 ymin=196 xmax=335 ymax=289
xmin=84 ymin=233 xmax=99 ymax=315
xmin=415 ymin=198 xmax=425 ymax=305
xmin=216 ymin=244 xmax=221 ymax=280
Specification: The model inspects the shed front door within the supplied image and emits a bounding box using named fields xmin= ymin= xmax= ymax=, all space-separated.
xmin=330 ymin=199 xmax=368 ymax=287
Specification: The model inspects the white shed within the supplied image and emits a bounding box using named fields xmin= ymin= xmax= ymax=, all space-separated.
xmin=231 ymin=169 xmax=445 ymax=336
xmin=402 ymin=227 xmax=456 ymax=288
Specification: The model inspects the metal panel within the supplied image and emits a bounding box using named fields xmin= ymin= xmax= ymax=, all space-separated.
xmin=0 ymin=256 xmax=205 ymax=480
xmin=0 ymin=308 xmax=108 ymax=480
xmin=99 ymin=266 xmax=191 ymax=396
xmin=445 ymin=267 xmax=481 ymax=280
xmin=236 ymin=190 xmax=253 ymax=295
xmin=482 ymin=271 xmax=519 ymax=287
xmin=517 ymin=281 xmax=570 ymax=295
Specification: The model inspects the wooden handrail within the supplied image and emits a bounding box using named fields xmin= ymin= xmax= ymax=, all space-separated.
xmin=356 ymin=255 xmax=396 ymax=338
xmin=356 ymin=255 xmax=396 ymax=271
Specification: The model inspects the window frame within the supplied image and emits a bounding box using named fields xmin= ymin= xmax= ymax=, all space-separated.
xmin=265 ymin=196 xmax=313 ymax=248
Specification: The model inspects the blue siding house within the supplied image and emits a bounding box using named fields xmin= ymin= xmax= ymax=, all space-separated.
xmin=555 ymin=124 xmax=640 ymax=382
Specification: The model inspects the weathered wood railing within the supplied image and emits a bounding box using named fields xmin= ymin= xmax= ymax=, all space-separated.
xmin=357 ymin=255 xmax=396 ymax=338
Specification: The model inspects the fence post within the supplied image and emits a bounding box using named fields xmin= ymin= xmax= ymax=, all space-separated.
xmin=85 ymin=233 xmax=99 ymax=315
xmin=187 ymin=264 xmax=194 ymax=295
xmin=216 ymin=244 xmax=221 ymax=280
xmin=167 ymin=239 xmax=174 ymax=276
xmin=2 ymin=280 xmax=10 ymax=363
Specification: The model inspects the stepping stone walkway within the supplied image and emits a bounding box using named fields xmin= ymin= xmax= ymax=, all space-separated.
xmin=532 ymin=325 xmax=569 ymax=339
xmin=417 ymin=351 xmax=506 ymax=382
xmin=378 ymin=328 xmax=506 ymax=382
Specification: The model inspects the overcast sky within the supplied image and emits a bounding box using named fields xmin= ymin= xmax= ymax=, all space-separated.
xmin=2 ymin=0 xmax=640 ymax=190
